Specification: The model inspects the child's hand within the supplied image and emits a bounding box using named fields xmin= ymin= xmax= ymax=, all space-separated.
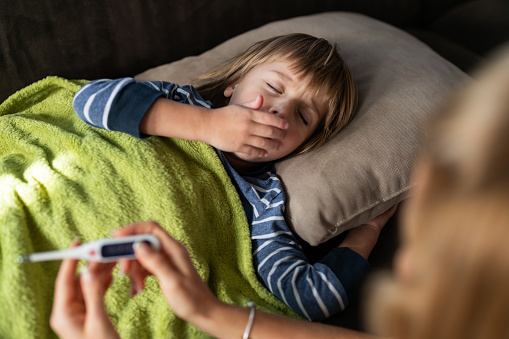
xmin=113 ymin=222 xmax=221 ymax=323
xmin=339 ymin=204 xmax=398 ymax=259
xmin=204 ymin=95 xmax=289 ymax=158
xmin=50 ymin=240 xmax=119 ymax=339
xmin=363 ymin=203 xmax=399 ymax=233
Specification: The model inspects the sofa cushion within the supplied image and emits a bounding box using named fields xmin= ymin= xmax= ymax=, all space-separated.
xmin=136 ymin=12 xmax=467 ymax=245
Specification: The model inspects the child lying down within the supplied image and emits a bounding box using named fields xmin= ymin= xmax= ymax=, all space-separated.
xmin=72 ymin=33 xmax=390 ymax=321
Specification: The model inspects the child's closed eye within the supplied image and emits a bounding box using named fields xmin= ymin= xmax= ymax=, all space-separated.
xmin=297 ymin=109 xmax=308 ymax=125
xmin=266 ymin=83 xmax=282 ymax=94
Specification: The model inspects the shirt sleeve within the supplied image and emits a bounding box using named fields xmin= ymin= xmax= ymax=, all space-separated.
xmin=244 ymin=174 xmax=369 ymax=321
xmin=72 ymin=78 xmax=211 ymax=138
xmin=317 ymin=247 xmax=370 ymax=299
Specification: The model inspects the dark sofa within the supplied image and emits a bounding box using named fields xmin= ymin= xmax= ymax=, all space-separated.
xmin=2 ymin=0 xmax=508 ymax=104
xmin=1 ymin=0 xmax=508 ymax=333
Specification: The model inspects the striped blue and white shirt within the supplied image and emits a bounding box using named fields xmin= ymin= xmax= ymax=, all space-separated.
xmin=73 ymin=78 xmax=369 ymax=321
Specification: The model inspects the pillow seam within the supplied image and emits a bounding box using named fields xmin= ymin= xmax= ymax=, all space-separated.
xmin=334 ymin=182 xmax=416 ymax=227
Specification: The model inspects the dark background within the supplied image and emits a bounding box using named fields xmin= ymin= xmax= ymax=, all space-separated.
xmin=1 ymin=0 xmax=508 ymax=103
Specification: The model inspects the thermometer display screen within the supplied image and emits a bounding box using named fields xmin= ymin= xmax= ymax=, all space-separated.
xmin=101 ymin=242 xmax=135 ymax=257
xmin=100 ymin=240 xmax=152 ymax=258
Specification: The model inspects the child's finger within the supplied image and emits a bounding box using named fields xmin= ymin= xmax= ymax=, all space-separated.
xmin=249 ymin=123 xmax=286 ymax=142
xmin=241 ymin=94 xmax=263 ymax=110
xmin=233 ymin=144 xmax=268 ymax=158
xmin=244 ymin=136 xmax=282 ymax=154
xmin=366 ymin=203 xmax=399 ymax=228
xmin=252 ymin=111 xmax=289 ymax=130
xmin=240 ymin=95 xmax=289 ymax=131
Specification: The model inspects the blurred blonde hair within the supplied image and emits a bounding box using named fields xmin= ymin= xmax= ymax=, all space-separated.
xmin=368 ymin=47 xmax=509 ymax=339
xmin=193 ymin=33 xmax=358 ymax=154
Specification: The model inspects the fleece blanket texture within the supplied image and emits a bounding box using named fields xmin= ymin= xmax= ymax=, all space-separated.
xmin=0 ymin=76 xmax=297 ymax=338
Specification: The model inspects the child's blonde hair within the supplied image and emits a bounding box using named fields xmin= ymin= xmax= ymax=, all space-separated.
xmin=194 ymin=33 xmax=358 ymax=154
xmin=368 ymin=48 xmax=509 ymax=339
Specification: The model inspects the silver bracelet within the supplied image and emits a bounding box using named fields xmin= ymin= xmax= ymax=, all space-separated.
xmin=242 ymin=302 xmax=256 ymax=339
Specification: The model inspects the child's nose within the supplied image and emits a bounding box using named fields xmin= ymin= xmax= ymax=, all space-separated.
xmin=269 ymin=105 xmax=283 ymax=117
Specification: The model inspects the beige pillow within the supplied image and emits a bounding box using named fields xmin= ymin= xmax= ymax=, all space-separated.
xmin=136 ymin=12 xmax=468 ymax=245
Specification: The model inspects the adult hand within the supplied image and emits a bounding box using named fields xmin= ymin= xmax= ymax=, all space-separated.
xmin=113 ymin=222 xmax=221 ymax=322
xmin=50 ymin=240 xmax=119 ymax=339
xmin=204 ymin=95 xmax=289 ymax=158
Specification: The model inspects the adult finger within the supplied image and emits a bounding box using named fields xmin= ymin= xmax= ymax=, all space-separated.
xmin=113 ymin=222 xmax=183 ymax=278
xmin=127 ymin=260 xmax=147 ymax=296
xmin=114 ymin=222 xmax=185 ymax=261
xmin=53 ymin=240 xmax=81 ymax=305
xmin=114 ymin=221 xmax=171 ymax=276
xmin=114 ymin=221 xmax=196 ymax=276
xmin=50 ymin=240 xmax=82 ymax=336
xmin=112 ymin=221 xmax=168 ymax=239
xmin=80 ymin=262 xmax=116 ymax=315
xmin=80 ymin=262 xmax=120 ymax=339
xmin=110 ymin=225 xmax=155 ymax=285
xmin=135 ymin=230 xmax=196 ymax=277
xmin=133 ymin=242 xmax=177 ymax=285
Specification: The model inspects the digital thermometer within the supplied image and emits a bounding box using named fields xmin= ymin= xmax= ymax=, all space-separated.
xmin=17 ymin=234 xmax=160 ymax=263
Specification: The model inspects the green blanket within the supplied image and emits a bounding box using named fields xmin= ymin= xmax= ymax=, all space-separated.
xmin=0 ymin=77 xmax=298 ymax=338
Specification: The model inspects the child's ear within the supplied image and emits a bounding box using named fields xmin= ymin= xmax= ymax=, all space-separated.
xmin=224 ymin=84 xmax=236 ymax=98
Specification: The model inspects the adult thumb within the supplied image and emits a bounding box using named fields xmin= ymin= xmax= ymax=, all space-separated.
xmin=242 ymin=94 xmax=263 ymax=110
xmin=134 ymin=242 xmax=170 ymax=279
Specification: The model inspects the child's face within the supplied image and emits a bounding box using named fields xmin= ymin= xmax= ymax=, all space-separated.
xmin=224 ymin=61 xmax=327 ymax=163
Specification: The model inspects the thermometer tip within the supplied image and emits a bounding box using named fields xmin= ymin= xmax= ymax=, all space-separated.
xmin=17 ymin=255 xmax=30 ymax=263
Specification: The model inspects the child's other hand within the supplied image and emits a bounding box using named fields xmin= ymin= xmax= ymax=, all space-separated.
xmin=364 ymin=203 xmax=398 ymax=233
xmin=204 ymin=95 xmax=289 ymax=158
xmin=50 ymin=240 xmax=119 ymax=339
xmin=113 ymin=222 xmax=221 ymax=323
xmin=339 ymin=204 xmax=398 ymax=259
